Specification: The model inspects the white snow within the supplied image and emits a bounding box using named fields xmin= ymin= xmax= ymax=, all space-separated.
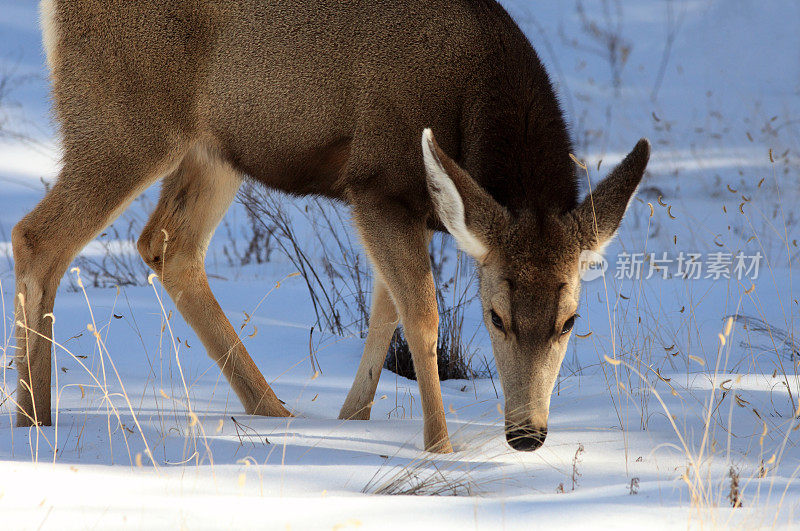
xmin=1 ymin=0 xmax=799 ymax=529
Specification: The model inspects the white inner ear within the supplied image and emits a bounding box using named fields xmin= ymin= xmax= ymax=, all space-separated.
xmin=421 ymin=129 xmax=488 ymax=260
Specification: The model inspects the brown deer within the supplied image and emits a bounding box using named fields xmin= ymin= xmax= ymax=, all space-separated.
xmin=14 ymin=0 xmax=649 ymax=453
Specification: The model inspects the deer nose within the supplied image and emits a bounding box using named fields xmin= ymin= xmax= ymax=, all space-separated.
xmin=505 ymin=426 xmax=547 ymax=451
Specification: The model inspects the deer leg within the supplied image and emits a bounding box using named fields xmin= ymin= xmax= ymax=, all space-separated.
xmin=12 ymin=154 xmax=176 ymax=427
xmin=339 ymin=277 xmax=399 ymax=420
xmin=137 ymin=147 xmax=290 ymax=418
xmin=351 ymin=197 xmax=452 ymax=453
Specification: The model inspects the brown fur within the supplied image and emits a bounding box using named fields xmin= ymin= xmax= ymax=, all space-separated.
xmin=14 ymin=0 xmax=649 ymax=453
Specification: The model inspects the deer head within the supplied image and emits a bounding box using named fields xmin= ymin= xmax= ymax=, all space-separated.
xmin=422 ymin=129 xmax=650 ymax=451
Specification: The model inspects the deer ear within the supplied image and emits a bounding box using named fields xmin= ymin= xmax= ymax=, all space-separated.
xmin=422 ymin=129 xmax=506 ymax=262
xmin=575 ymin=139 xmax=650 ymax=253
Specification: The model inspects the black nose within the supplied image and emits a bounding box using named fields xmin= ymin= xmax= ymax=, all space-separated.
xmin=506 ymin=426 xmax=547 ymax=451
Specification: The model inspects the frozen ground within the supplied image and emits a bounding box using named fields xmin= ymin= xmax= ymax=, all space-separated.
xmin=1 ymin=0 xmax=799 ymax=529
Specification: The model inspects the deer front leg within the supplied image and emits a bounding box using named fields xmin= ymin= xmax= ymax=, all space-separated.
xmin=351 ymin=197 xmax=452 ymax=453
xmin=339 ymin=277 xmax=399 ymax=420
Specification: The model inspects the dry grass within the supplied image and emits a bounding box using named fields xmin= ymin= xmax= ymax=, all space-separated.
xmin=1 ymin=149 xmax=796 ymax=528
xmin=565 ymin=120 xmax=800 ymax=526
xmin=0 ymin=146 xmax=797 ymax=531
xmin=0 ymin=8 xmax=797 ymax=521
xmin=0 ymin=158 xmax=798 ymax=525
xmin=240 ymin=183 xmax=486 ymax=381
xmin=240 ymin=183 xmax=370 ymax=337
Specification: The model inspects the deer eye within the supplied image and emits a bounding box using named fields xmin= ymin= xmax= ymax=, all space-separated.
xmin=490 ymin=310 xmax=504 ymax=331
xmin=561 ymin=316 xmax=576 ymax=336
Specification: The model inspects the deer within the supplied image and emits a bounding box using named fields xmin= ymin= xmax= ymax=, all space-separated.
xmin=13 ymin=0 xmax=650 ymax=454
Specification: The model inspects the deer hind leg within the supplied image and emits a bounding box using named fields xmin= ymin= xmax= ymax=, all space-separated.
xmin=351 ymin=196 xmax=452 ymax=453
xmin=137 ymin=146 xmax=290 ymax=418
xmin=339 ymin=277 xmax=399 ymax=420
xmin=13 ymin=150 xmax=180 ymax=427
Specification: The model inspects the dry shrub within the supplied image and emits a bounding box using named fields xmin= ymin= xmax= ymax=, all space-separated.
xmin=362 ymin=440 xmax=499 ymax=496
xmin=239 ymin=183 xmax=370 ymax=336
xmin=728 ymin=467 xmax=743 ymax=508
xmin=221 ymin=203 xmax=276 ymax=267
xmin=241 ymin=182 xmax=487 ymax=380
xmin=364 ymin=462 xmax=480 ymax=496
